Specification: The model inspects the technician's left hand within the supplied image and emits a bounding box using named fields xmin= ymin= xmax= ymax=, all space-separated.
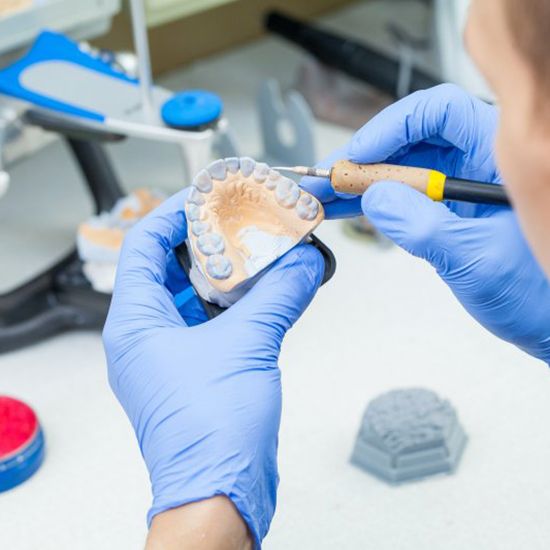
xmin=102 ymin=189 xmax=324 ymax=547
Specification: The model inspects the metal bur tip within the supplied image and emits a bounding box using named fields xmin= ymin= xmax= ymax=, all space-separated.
xmin=272 ymin=166 xmax=331 ymax=178
xmin=271 ymin=166 xmax=299 ymax=173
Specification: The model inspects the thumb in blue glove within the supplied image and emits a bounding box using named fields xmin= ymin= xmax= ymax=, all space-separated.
xmin=362 ymin=181 xmax=550 ymax=363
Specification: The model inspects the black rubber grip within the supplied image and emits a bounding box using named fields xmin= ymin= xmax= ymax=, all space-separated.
xmin=265 ymin=10 xmax=440 ymax=96
xmin=444 ymin=179 xmax=510 ymax=206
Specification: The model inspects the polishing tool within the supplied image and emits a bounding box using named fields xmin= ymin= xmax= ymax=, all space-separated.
xmin=274 ymin=160 xmax=510 ymax=206
xmin=0 ymin=396 xmax=45 ymax=492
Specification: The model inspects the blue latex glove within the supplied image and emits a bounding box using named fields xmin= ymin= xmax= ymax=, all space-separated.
xmin=103 ymin=189 xmax=324 ymax=546
xmin=302 ymin=84 xmax=550 ymax=363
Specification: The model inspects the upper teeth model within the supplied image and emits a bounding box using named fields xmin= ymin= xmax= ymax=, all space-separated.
xmin=185 ymin=157 xmax=324 ymax=307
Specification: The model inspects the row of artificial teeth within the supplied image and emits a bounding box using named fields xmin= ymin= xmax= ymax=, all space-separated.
xmin=185 ymin=215 xmax=232 ymax=279
xmin=186 ymin=156 xmax=321 ymax=280
xmin=186 ymin=163 xmax=235 ymax=279
xmin=186 ymin=166 xmax=232 ymax=279
xmin=186 ymin=213 xmax=232 ymax=279
xmin=192 ymin=156 xmax=267 ymax=192
xmin=190 ymin=157 xmax=319 ymax=219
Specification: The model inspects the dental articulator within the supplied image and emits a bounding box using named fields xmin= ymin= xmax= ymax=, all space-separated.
xmin=0 ymin=0 xmax=226 ymax=351
xmin=0 ymin=2 xmax=330 ymax=345
xmin=0 ymin=0 xmax=231 ymax=352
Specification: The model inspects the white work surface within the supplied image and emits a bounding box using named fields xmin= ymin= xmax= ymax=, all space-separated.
xmin=1 ymin=3 xmax=550 ymax=549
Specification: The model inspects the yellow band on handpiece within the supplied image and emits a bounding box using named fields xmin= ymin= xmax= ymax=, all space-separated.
xmin=426 ymin=170 xmax=446 ymax=201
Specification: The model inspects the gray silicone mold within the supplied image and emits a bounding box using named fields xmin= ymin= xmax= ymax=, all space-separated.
xmin=351 ymin=388 xmax=467 ymax=483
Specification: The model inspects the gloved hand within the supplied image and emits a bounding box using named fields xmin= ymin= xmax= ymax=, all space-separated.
xmin=302 ymin=84 xmax=550 ymax=363
xmin=103 ymin=189 xmax=324 ymax=546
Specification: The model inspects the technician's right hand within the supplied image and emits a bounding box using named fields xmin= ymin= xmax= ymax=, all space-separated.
xmin=302 ymin=84 xmax=550 ymax=363
xmin=103 ymin=189 xmax=324 ymax=548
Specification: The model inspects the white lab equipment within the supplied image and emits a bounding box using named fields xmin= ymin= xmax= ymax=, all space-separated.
xmin=434 ymin=0 xmax=492 ymax=100
xmin=0 ymin=0 xmax=120 ymax=54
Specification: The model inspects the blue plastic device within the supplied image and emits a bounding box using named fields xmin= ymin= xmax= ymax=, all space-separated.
xmin=0 ymin=30 xmax=137 ymax=121
xmin=161 ymin=90 xmax=223 ymax=129
xmin=0 ymin=429 xmax=45 ymax=492
xmin=0 ymin=397 xmax=45 ymax=493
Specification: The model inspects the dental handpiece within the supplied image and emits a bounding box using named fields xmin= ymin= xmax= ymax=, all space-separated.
xmin=274 ymin=160 xmax=511 ymax=207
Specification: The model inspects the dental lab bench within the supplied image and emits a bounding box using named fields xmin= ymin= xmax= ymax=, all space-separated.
xmin=1 ymin=3 xmax=549 ymax=550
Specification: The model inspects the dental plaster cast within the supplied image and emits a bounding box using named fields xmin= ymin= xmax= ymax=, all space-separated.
xmin=351 ymin=388 xmax=467 ymax=483
xmin=186 ymin=157 xmax=324 ymax=307
xmin=0 ymin=0 xmax=32 ymax=17
xmin=77 ymin=188 xmax=165 ymax=292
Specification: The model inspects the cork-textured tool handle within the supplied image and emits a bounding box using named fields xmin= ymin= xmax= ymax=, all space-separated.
xmin=330 ymin=160 xmax=446 ymax=200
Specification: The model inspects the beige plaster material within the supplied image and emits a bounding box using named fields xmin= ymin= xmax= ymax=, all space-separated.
xmin=76 ymin=188 xmax=165 ymax=292
xmin=0 ymin=0 xmax=32 ymax=17
xmin=77 ymin=187 xmax=164 ymax=258
xmin=78 ymin=224 xmax=125 ymax=252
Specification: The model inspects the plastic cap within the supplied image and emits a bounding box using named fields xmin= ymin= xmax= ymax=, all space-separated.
xmin=161 ymin=90 xmax=222 ymax=130
xmin=0 ymin=396 xmax=45 ymax=492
